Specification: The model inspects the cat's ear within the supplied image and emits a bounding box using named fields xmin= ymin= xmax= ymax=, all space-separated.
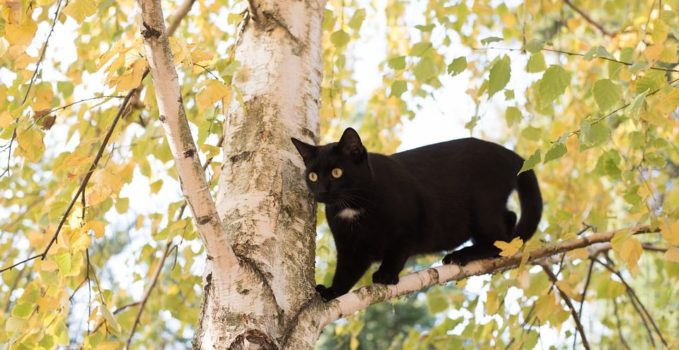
xmin=291 ymin=137 xmax=317 ymax=164
xmin=338 ymin=127 xmax=366 ymax=161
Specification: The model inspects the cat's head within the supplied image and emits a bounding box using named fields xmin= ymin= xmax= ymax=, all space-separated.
xmin=291 ymin=128 xmax=371 ymax=204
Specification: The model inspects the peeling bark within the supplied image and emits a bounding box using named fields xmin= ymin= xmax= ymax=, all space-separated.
xmin=194 ymin=0 xmax=328 ymax=347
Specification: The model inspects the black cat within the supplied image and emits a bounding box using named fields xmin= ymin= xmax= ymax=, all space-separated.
xmin=291 ymin=128 xmax=542 ymax=301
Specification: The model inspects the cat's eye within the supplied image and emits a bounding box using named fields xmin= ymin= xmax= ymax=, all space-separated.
xmin=331 ymin=168 xmax=343 ymax=179
xmin=308 ymin=172 xmax=318 ymax=182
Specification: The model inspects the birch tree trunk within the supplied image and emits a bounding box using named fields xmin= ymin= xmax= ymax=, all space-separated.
xmin=198 ymin=0 xmax=328 ymax=348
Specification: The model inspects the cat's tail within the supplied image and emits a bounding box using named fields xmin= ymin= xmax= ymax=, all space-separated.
xmin=515 ymin=170 xmax=543 ymax=241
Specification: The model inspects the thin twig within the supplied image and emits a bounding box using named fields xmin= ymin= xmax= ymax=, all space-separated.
xmin=126 ymin=243 xmax=172 ymax=348
xmin=574 ymin=259 xmax=595 ymax=349
xmin=472 ymin=46 xmax=679 ymax=73
xmin=21 ymin=0 xmax=64 ymax=104
xmin=592 ymin=257 xmax=667 ymax=347
xmin=91 ymin=301 xmax=141 ymax=333
xmin=641 ymin=243 xmax=667 ymax=252
xmin=540 ymin=263 xmax=591 ymax=350
xmin=612 ymin=297 xmax=632 ymax=350
xmin=562 ymin=0 xmax=613 ymax=37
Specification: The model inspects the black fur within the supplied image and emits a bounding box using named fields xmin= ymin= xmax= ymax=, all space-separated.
xmin=291 ymin=128 xmax=542 ymax=301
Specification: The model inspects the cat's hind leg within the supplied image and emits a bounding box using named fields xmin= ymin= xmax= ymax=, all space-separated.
xmin=442 ymin=242 xmax=501 ymax=265
xmin=443 ymin=213 xmax=508 ymax=265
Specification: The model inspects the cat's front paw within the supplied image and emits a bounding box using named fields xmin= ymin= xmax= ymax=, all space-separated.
xmin=372 ymin=270 xmax=399 ymax=285
xmin=315 ymin=284 xmax=337 ymax=301
xmin=443 ymin=251 xmax=473 ymax=265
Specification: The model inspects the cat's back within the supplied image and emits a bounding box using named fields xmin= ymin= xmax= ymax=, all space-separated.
xmin=391 ymin=138 xmax=523 ymax=172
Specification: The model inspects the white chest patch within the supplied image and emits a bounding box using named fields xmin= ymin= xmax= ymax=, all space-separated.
xmin=337 ymin=208 xmax=362 ymax=221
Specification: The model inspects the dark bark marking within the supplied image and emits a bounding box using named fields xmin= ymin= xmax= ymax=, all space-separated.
xmin=184 ymin=148 xmax=195 ymax=158
xmin=229 ymin=151 xmax=253 ymax=163
xmin=197 ymin=215 xmax=211 ymax=225
xmin=141 ymin=21 xmax=162 ymax=39
xmin=159 ymin=114 xmax=166 ymax=122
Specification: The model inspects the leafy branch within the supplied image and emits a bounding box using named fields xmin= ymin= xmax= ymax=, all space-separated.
xmin=313 ymin=225 xmax=660 ymax=330
xmin=0 ymin=0 xmax=197 ymax=275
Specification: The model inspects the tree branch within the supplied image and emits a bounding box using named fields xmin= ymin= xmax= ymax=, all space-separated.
xmin=317 ymin=225 xmax=658 ymax=328
xmin=137 ymin=0 xmax=239 ymax=272
xmin=562 ymin=0 xmax=614 ymax=37
xmin=539 ymin=263 xmax=591 ymax=350
xmin=126 ymin=243 xmax=172 ymax=347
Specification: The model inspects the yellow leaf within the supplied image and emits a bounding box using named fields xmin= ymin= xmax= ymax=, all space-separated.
xmin=15 ymin=127 xmax=45 ymax=162
xmin=567 ymin=248 xmax=588 ymax=260
xmin=0 ymin=38 xmax=8 ymax=58
xmin=32 ymin=83 xmax=54 ymax=110
xmin=86 ymin=186 xmax=111 ymax=207
xmin=612 ymin=232 xmax=642 ymax=272
xmin=644 ymin=44 xmax=664 ymax=61
xmin=71 ymin=229 xmax=91 ymax=251
xmin=660 ymin=220 xmax=679 ymax=245
xmin=665 ymin=247 xmax=679 ymax=264
xmin=37 ymin=296 xmax=59 ymax=312
xmin=195 ymin=80 xmax=231 ymax=112
xmin=485 ymin=290 xmax=500 ymax=314
xmin=85 ymin=220 xmax=106 ymax=238
xmin=5 ymin=20 xmax=37 ymax=46
xmin=62 ymin=0 xmax=97 ymax=23
xmin=494 ymin=237 xmax=523 ymax=257
xmin=115 ymin=58 xmax=147 ymax=91
xmin=26 ymin=230 xmax=46 ymax=250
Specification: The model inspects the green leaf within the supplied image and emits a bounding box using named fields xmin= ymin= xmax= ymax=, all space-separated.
xmin=410 ymin=42 xmax=432 ymax=57
xmin=415 ymin=24 xmax=435 ymax=32
xmin=505 ymin=106 xmax=522 ymax=127
xmin=543 ymin=142 xmax=567 ymax=163
xmin=521 ymin=126 xmax=542 ymax=141
xmin=627 ymin=91 xmax=647 ymax=119
xmin=55 ymin=253 xmax=71 ymax=278
xmin=592 ymin=79 xmax=622 ymax=111
xmin=480 ymin=36 xmax=503 ymax=45
xmin=584 ymin=46 xmax=612 ymax=60
xmin=538 ymin=65 xmax=570 ymax=105
xmin=330 ymin=30 xmax=350 ymax=48
xmin=426 ymin=288 xmax=448 ymax=313
xmin=413 ymin=57 xmax=437 ymax=81
xmin=390 ymin=80 xmax=407 ymax=97
xmin=527 ymin=53 xmax=546 ymax=73
xmin=447 ymin=56 xmax=467 ymax=76
xmin=11 ymin=303 xmax=34 ymax=319
xmin=579 ymin=120 xmax=609 ymax=148
xmin=388 ymin=56 xmax=406 ymax=70
xmin=464 ymin=115 xmax=480 ymax=133
xmin=348 ymin=9 xmax=366 ymax=31
xmin=488 ymin=56 xmax=511 ymax=97
xmin=519 ymin=150 xmax=541 ymax=173
xmin=594 ymin=150 xmax=621 ymax=178
xmin=525 ymin=39 xmax=543 ymax=53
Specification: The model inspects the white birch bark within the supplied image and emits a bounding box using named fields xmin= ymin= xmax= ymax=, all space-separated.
xmin=198 ymin=0 xmax=328 ymax=348
xmin=136 ymin=0 xmax=238 ymax=274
